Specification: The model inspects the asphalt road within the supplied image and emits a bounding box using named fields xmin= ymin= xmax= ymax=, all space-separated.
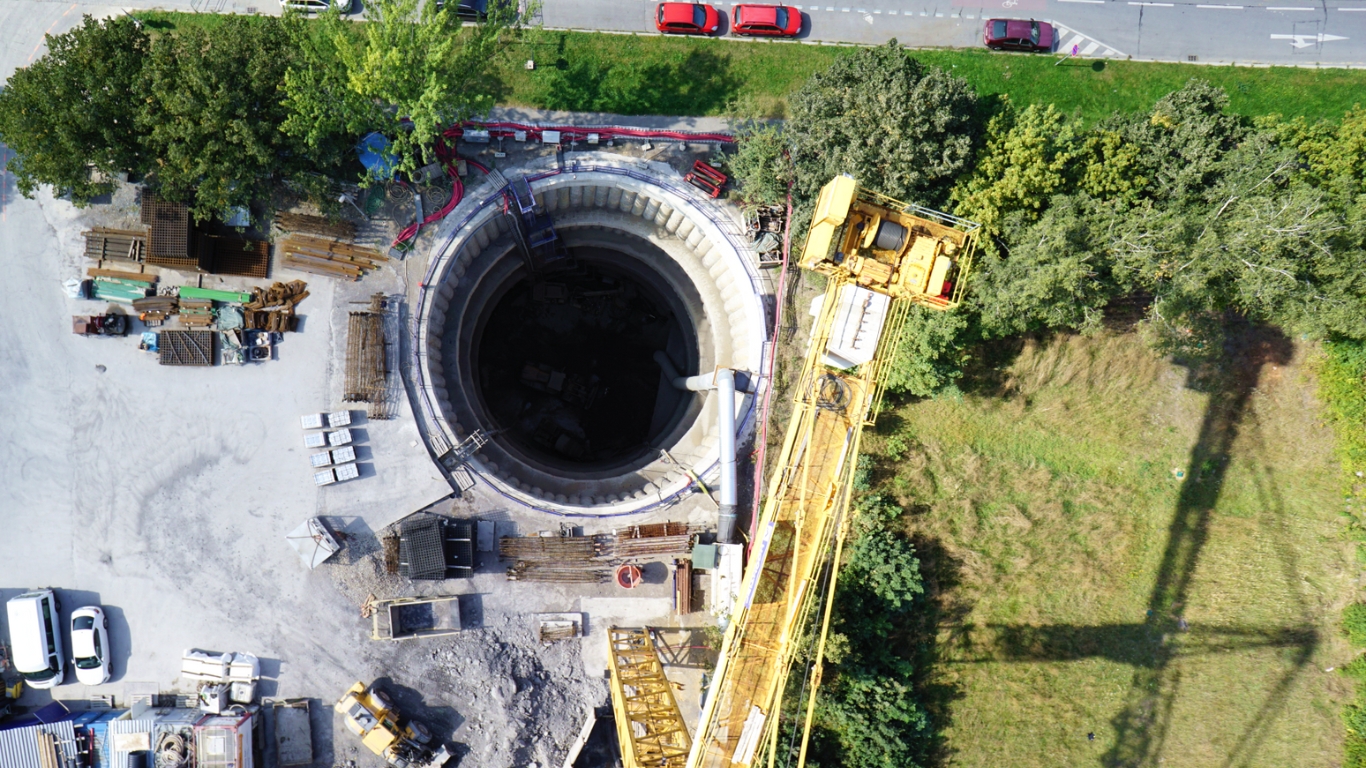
xmin=0 ymin=0 xmax=1362 ymax=72
xmin=543 ymin=0 xmax=1366 ymax=65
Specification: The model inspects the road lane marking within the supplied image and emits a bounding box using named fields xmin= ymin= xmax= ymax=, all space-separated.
xmin=1129 ymin=2 xmax=1174 ymax=6
xmin=1059 ymin=0 xmax=1106 ymax=4
xmin=1266 ymin=6 xmax=1316 ymax=8
xmin=1197 ymin=4 xmax=1243 ymax=8
xmin=1339 ymin=7 xmax=1366 ymax=10
xmin=1082 ymin=41 xmax=1100 ymax=53
xmin=1270 ymin=32 xmax=1348 ymax=46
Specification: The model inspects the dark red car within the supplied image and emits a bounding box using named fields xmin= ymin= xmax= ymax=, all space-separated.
xmin=732 ymin=4 xmax=801 ymax=36
xmin=983 ymin=19 xmax=1054 ymax=52
xmin=656 ymin=2 xmax=721 ymax=35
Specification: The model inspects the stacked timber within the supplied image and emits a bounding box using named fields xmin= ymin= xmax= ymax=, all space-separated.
xmin=178 ymin=299 xmax=214 ymax=327
xmin=83 ymin=228 xmax=147 ymax=263
xmin=279 ymin=235 xmax=386 ymax=279
xmin=134 ymin=295 xmax=178 ymax=326
xmin=243 ymin=280 xmax=309 ymax=333
xmin=276 ymin=212 xmax=357 ymax=240
xmin=87 ymin=267 xmax=155 ymax=284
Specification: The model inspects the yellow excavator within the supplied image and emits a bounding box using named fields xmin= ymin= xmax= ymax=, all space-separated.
xmin=608 ymin=176 xmax=979 ymax=768
xmin=336 ymin=681 xmax=452 ymax=768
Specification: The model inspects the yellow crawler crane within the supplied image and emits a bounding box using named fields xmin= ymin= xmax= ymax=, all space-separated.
xmin=608 ymin=176 xmax=978 ymax=768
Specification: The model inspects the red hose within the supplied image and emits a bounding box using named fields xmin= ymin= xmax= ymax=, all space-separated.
xmin=390 ymin=122 xmax=731 ymax=248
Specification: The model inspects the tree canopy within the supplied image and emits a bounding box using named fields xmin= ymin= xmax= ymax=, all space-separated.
xmin=0 ymin=5 xmax=519 ymax=216
xmin=735 ymin=63 xmax=1366 ymax=395
xmin=0 ymin=16 xmax=148 ymax=203
xmin=785 ymin=41 xmax=979 ymax=210
xmin=282 ymin=0 xmax=518 ymax=180
xmin=137 ymin=16 xmax=298 ymax=221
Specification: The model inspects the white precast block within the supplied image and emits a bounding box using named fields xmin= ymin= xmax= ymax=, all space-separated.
xmin=665 ymin=210 xmax=685 ymax=233
xmin=642 ymin=199 xmax=661 ymax=221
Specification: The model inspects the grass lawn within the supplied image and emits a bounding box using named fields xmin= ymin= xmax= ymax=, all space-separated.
xmin=861 ymin=330 xmax=1355 ymax=766
xmin=499 ymin=31 xmax=1366 ymax=122
xmin=128 ymin=12 xmax=1366 ymax=123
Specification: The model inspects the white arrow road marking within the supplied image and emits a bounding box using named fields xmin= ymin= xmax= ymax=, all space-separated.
xmin=1270 ymin=32 xmax=1349 ymax=47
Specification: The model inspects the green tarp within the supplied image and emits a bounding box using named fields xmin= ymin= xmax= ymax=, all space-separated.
xmin=179 ymin=286 xmax=251 ymax=303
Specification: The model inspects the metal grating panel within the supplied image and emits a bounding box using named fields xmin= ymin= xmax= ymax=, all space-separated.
xmin=399 ymin=517 xmax=447 ymax=580
xmin=159 ymin=330 xmax=214 ymax=367
xmin=142 ymin=193 xmax=205 ymax=271
xmin=206 ymin=235 xmax=270 ymax=278
xmin=0 ymin=722 xmax=79 ymax=768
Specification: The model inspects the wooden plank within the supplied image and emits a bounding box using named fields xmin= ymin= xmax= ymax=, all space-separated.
xmin=282 ymin=254 xmax=362 ymax=278
xmin=280 ymin=248 xmax=363 ymax=271
xmin=283 ymin=234 xmax=388 ymax=261
xmin=281 ymin=250 xmax=364 ymax=274
xmin=283 ymin=246 xmax=380 ymax=270
xmin=88 ymin=268 xmax=156 ymax=283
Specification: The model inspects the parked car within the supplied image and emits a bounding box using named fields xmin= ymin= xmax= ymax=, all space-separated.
xmin=656 ymin=2 xmax=722 ymax=35
xmin=70 ymin=606 xmax=111 ymax=686
xmin=280 ymin=0 xmax=353 ymax=13
xmin=732 ymin=4 xmax=801 ymax=36
xmin=5 ymin=590 xmax=65 ymax=689
xmin=436 ymin=0 xmax=521 ymax=21
xmin=982 ymin=18 xmax=1054 ymax=52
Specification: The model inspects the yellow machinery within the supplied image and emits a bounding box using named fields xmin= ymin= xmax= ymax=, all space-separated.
xmin=608 ymin=628 xmax=692 ymax=768
xmin=608 ymin=176 xmax=978 ymax=768
xmin=335 ymin=682 xmax=450 ymax=768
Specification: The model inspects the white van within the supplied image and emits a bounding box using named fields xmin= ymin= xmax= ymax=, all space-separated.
xmin=6 ymin=590 xmax=65 ymax=689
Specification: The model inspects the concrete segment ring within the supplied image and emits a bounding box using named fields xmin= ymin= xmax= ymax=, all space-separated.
xmin=413 ymin=158 xmax=768 ymax=516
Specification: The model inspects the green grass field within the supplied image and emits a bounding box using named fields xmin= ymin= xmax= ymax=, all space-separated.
xmin=499 ymin=31 xmax=1366 ymax=122
xmin=862 ymin=330 xmax=1354 ymax=767
xmin=127 ymin=13 xmax=1366 ymax=123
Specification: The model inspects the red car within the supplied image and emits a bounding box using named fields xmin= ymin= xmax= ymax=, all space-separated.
xmin=656 ymin=2 xmax=721 ymax=35
xmin=983 ymin=18 xmax=1054 ymax=52
xmin=732 ymin=4 xmax=801 ymax=36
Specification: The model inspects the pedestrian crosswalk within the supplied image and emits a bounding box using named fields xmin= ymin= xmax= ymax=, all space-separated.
xmin=1050 ymin=22 xmax=1128 ymax=56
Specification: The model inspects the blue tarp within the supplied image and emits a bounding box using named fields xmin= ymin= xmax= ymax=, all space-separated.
xmin=357 ymin=132 xmax=397 ymax=181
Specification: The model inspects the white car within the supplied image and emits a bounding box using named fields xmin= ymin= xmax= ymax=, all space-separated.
xmin=70 ymin=606 xmax=110 ymax=685
xmin=280 ymin=0 xmax=353 ymax=13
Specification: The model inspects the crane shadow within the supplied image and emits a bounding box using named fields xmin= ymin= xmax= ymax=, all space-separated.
xmin=933 ymin=325 xmax=1312 ymax=768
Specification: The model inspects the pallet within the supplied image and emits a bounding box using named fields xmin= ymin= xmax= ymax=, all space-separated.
xmin=159 ymin=330 xmax=214 ymax=366
xmin=83 ymin=228 xmax=147 ymax=263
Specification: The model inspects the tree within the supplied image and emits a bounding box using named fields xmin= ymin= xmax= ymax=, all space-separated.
xmin=950 ymin=102 xmax=1081 ymax=237
xmin=282 ymin=0 xmax=519 ymax=180
xmin=883 ymin=306 xmax=975 ymax=397
xmin=0 ymin=15 xmax=148 ymax=203
xmin=786 ymin=41 xmax=979 ymax=210
xmin=729 ymin=123 xmax=790 ymax=206
xmin=137 ymin=16 xmax=297 ymax=220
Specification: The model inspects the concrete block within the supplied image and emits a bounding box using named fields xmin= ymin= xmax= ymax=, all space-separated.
xmin=593 ymin=186 xmax=609 ymax=207
xmin=438 ymin=283 xmax=456 ymax=300
xmin=641 ymin=199 xmax=661 ymax=222
xmin=631 ymin=195 xmax=649 ymax=217
xmin=665 ymin=211 xmax=685 ymax=233
xmin=569 ymin=186 xmax=583 ymax=208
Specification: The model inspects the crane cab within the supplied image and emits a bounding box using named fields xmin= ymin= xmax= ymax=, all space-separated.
xmin=799 ymin=176 xmax=978 ymax=309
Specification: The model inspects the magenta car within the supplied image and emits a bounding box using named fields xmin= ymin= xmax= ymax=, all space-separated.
xmin=983 ymin=19 xmax=1054 ymax=52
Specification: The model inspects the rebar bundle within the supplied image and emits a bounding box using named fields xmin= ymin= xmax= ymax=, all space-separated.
xmin=507 ymin=562 xmax=610 ymax=583
xmin=615 ymin=534 xmax=694 ymax=559
xmin=344 ymin=310 xmax=386 ymax=403
xmin=498 ymin=535 xmax=613 ymax=561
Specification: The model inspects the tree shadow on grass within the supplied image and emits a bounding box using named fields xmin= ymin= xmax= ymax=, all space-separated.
xmin=529 ymin=36 xmax=740 ymax=116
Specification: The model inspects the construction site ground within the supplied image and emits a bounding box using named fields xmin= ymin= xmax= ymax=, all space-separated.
xmin=0 ymin=137 xmax=733 ymax=767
